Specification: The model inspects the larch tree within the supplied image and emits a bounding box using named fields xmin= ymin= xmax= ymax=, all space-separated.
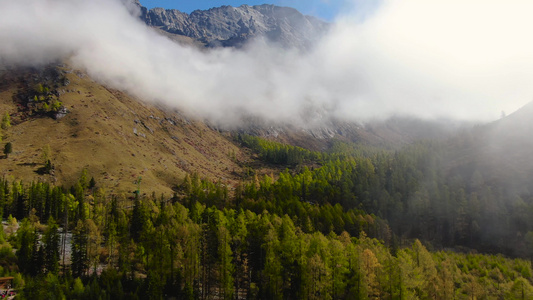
xmin=1 ymin=112 xmax=10 ymax=130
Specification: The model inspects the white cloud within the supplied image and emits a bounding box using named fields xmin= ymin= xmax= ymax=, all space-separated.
xmin=0 ymin=0 xmax=531 ymax=127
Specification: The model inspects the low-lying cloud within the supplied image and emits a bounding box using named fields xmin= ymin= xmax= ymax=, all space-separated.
xmin=1 ymin=0 xmax=532 ymax=127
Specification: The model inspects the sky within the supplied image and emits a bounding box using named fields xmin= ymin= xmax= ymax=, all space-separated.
xmin=1 ymin=0 xmax=533 ymax=128
xmin=139 ymin=0 xmax=350 ymax=21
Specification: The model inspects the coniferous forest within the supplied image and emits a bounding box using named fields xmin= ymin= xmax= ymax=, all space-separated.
xmin=0 ymin=134 xmax=532 ymax=299
xmin=2 ymin=0 xmax=533 ymax=298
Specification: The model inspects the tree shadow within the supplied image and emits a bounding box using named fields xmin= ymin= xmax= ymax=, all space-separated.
xmin=18 ymin=162 xmax=38 ymax=166
xmin=34 ymin=166 xmax=49 ymax=175
xmin=34 ymin=160 xmax=53 ymax=175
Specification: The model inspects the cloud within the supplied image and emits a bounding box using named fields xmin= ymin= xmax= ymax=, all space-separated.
xmin=326 ymin=0 xmax=533 ymax=121
xmin=0 ymin=0 xmax=532 ymax=128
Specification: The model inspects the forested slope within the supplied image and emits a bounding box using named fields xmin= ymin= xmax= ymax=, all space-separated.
xmin=0 ymin=127 xmax=532 ymax=298
xmin=239 ymin=134 xmax=533 ymax=257
xmin=0 ymin=172 xmax=532 ymax=299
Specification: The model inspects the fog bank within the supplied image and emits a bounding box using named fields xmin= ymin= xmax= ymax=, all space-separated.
xmin=1 ymin=0 xmax=532 ymax=127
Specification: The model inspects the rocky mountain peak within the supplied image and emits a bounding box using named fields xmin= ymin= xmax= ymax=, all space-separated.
xmin=140 ymin=3 xmax=329 ymax=49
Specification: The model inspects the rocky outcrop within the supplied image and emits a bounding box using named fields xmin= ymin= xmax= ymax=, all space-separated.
xmin=54 ymin=106 xmax=68 ymax=119
xmin=140 ymin=4 xmax=329 ymax=49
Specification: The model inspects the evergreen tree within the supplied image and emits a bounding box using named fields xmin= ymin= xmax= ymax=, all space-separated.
xmin=43 ymin=217 xmax=61 ymax=274
xmin=130 ymin=197 xmax=148 ymax=243
xmin=89 ymin=177 xmax=96 ymax=189
xmin=72 ymin=220 xmax=89 ymax=277
xmin=16 ymin=219 xmax=36 ymax=274
xmin=3 ymin=142 xmax=12 ymax=158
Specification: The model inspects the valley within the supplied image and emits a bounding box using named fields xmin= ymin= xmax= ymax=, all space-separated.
xmin=0 ymin=0 xmax=532 ymax=299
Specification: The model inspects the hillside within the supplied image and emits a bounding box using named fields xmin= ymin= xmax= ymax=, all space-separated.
xmin=0 ymin=61 xmax=466 ymax=196
xmin=0 ymin=64 xmax=248 ymax=195
xmin=441 ymin=101 xmax=533 ymax=194
xmin=3 ymin=2 xmax=533 ymax=299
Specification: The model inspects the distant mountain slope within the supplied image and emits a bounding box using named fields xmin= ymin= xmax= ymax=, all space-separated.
xmin=139 ymin=4 xmax=329 ymax=48
xmin=442 ymin=101 xmax=533 ymax=194
xmin=233 ymin=116 xmax=465 ymax=151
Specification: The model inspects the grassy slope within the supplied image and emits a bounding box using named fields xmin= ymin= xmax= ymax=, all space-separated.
xmin=0 ymin=65 xmax=247 ymax=196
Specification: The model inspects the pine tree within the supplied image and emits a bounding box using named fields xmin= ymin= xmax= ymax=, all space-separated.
xmin=72 ymin=220 xmax=89 ymax=277
xmin=43 ymin=217 xmax=61 ymax=274
xmin=130 ymin=197 xmax=147 ymax=243
xmin=3 ymin=142 xmax=12 ymax=158
xmin=89 ymin=177 xmax=96 ymax=189
xmin=16 ymin=219 xmax=36 ymax=274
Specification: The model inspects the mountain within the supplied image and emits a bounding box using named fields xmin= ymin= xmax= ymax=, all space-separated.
xmin=4 ymin=2 xmax=533 ymax=299
xmin=232 ymin=115 xmax=465 ymax=152
xmin=0 ymin=0 xmax=472 ymax=193
xmin=138 ymin=4 xmax=329 ymax=49
xmin=443 ymin=101 xmax=533 ymax=194
xmin=0 ymin=2 xmax=487 ymax=196
xmin=0 ymin=63 xmax=464 ymax=195
xmin=0 ymin=1 xmax=503 ymax=196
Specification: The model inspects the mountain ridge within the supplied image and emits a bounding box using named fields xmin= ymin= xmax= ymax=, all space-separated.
xmin=138 ymin=3 xmax=329 ymax=49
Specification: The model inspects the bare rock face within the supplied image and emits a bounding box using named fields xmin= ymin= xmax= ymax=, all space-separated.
xmin=140 ymin=4 xmax=329 ymax=49
xmin=54 ymin=106 xmax=68 ymax=120
xmin=121 ymin=0 xmax=143 ymax=16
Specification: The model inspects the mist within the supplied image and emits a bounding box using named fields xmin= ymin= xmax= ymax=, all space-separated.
xmin=1 ymin=0 xmax=532 ymax=127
